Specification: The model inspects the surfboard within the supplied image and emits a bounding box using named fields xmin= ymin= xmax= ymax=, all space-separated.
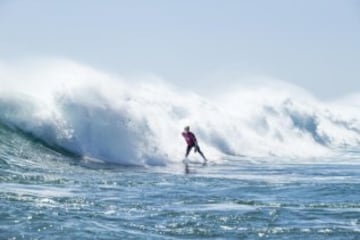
xmin=183 ymin=158 xmax=206 ymax=165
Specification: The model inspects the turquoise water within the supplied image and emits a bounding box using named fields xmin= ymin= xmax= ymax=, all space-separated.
xmin=1 ymin=125 xmax=360 ymax=239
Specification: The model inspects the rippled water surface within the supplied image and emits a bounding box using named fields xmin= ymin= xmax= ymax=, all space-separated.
xmin=0 ymin=127 xmax=360 ymax=239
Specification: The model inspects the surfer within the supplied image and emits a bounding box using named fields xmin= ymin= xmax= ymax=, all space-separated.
xmin=182 ymin=126 xmax=207 ymax=163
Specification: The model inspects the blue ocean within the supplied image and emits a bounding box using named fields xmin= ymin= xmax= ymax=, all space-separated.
xmin=0 ymin=60 xmax=359 ymax=239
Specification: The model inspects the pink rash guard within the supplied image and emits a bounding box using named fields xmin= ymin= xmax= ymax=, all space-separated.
xmin=182 ymin=131 xmax=197 ymax=146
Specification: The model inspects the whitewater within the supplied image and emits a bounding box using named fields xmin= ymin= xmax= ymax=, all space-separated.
xmin=0 ymin=58 xmax=359 ymax=239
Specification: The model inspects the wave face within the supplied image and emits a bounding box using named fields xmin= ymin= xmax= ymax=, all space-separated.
xmin=1 ymin=58 xmax=360 ymax=165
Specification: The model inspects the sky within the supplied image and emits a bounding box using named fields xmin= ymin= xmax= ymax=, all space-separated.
xmin=0 ymin=0 xmax=359 ymax=99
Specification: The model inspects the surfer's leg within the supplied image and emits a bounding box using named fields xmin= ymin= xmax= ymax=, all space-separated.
xmin=200 ymin=152 xmax=207 ymax=162
xmin=195 ymin=146 xmax=207 ymax=162
xmin=185 ymin=145 xmax=193 ymax=157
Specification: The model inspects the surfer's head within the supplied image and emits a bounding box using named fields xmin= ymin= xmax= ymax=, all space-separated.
xmin=184 ymin=126 xmax=190 ymax=132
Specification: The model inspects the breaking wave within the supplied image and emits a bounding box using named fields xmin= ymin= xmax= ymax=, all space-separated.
xmin=1 ymin=58 xmax=360 ymax=166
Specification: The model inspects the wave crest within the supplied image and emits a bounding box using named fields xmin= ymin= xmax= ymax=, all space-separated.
xmin=1 ymin=58 xmax=360 ymax=165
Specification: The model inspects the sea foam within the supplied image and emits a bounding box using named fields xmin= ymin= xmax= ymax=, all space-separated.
xmin=1 ymin=58 xmax=360 ymax=165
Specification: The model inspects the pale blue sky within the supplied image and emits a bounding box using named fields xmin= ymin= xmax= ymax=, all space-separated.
xmin=0 ymin=0 xmax=359 ymax=99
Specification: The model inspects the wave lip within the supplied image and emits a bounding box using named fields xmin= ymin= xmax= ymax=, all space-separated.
xmin=1 ymin=58 xmax=360 ymax=165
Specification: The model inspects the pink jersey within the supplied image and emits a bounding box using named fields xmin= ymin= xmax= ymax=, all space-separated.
xmin=182 ymin=131 xmax=197 ymax=146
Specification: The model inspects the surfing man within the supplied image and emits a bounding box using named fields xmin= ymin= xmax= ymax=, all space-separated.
xmin=182 ymin=126 xmax=207 ymax=163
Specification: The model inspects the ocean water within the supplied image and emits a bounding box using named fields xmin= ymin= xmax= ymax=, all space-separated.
xmin=1 ymin=59 xmax=360 ymax=239
xmin=1 ymin=124 xmax=360 ymax=239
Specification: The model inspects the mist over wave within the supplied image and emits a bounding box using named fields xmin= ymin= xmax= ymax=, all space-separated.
xmin=1 ymin=58 xmax=360 ymax=166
